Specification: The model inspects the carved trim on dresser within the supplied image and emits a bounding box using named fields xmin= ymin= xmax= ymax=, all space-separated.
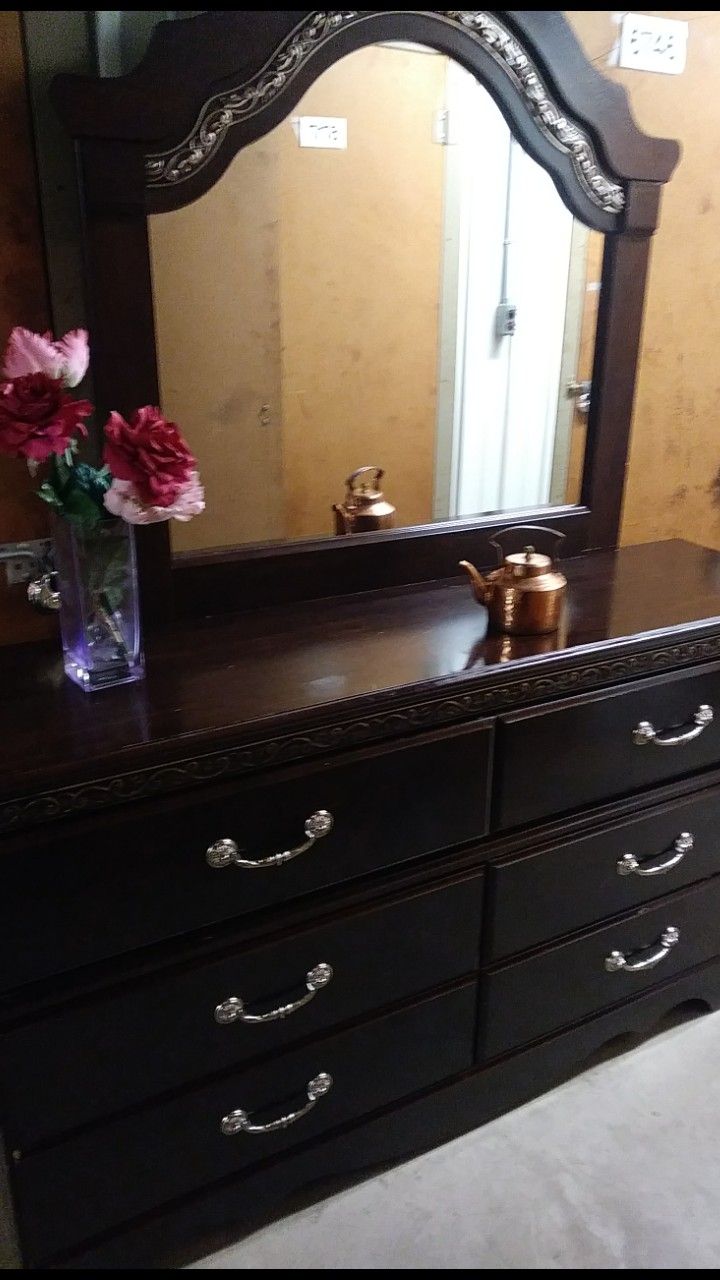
xmin=144 ymin=9 xmax=625 ymax=216
xmin=4 ymin=632 xmax=720 ymax=835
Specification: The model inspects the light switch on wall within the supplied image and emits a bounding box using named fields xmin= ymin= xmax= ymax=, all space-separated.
xmin=295 ymin=116 xmax=348 ymax=149
xmin=618 ymin=13 xmax=689 ymax=75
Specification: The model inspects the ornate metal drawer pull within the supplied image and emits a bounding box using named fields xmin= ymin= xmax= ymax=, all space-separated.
xmin=206 ymin=810 xmax=334 ymax=869
xmin=605 ymin=925 xmax=680 ymax=973
xmin=633 ymin=704 xmax=713 ymax=747
xmin=221 ymin=1071 xmax=333 ymax=1136
xmin=215 ymin=963 xmax=333 ymax=1024
xmin=617 ymin=832 xmax=694 ymax=878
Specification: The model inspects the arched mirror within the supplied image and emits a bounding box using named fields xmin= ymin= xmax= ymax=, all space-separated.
xmin=147 ymin=43 xmax=603 ymax=555
xmin=52 ymin=10 xmax=679 ymax=621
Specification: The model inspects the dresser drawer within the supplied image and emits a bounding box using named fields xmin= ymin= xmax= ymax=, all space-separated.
xmin=0 ymin=723 xmax=491 ymax=992
xmin=482 ymin=875 xmax=720 ymax=1058
xmin=0 ymin=870 xmax=483 ymax=1149
xmin=488 ymin=786 xmax=720 ymax=960
xmin=15 ymin=982 xmax=476 ymax=1263
xmin=495 ymin=664 xmax=720 ymax=829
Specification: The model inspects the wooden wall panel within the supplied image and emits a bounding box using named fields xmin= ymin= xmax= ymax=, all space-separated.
xmin=151 ymin=43 xmax=445 ymax=552
xmin=568 ymin=11 xmax=720 ymax=551
xmin=277 ymin=44 xmax=445 ymax=540
xmin=0 ymin=11 xmax=53 ymax=645
xmin=149 ymin=136 xmax=285 ymax=552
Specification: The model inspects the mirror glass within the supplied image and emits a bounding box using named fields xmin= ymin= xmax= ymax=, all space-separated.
xmin=147 ymin=44 xmax=603 ymax=555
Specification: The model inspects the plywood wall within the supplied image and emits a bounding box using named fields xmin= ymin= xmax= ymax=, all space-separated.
xmin=277 ymin=45 xmax=446 ymax=539
xmin=149 ymin=136 xmax=286 ymax=553
xmin=0 ymin=11 xmax=53 ymax=645
xmin=568 ymin=11 xmax=720 ymax=549
xmin=565 ymin=229 xmax=604 ymax=505
xmin=151 ymin=43 xmax=446 ymax=550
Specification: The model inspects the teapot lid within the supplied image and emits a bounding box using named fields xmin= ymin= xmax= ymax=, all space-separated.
xmin=345 ymin=466 xmax=384 ymax=504
xmin=504 ymin=545 xmax=552 ymax=578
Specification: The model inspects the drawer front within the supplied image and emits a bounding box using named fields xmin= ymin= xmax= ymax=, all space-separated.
xmin=0 ymin=871 xmax=483 ymax=1149
xmin=488 ymin=787 xmax=720 ymax=960
xmin=16 ymin=982 xmax=477 ymax=1262
xmin=495 ymin=664 xmax=720 ymax=829
xmin=482 ymin=875 xmax=720 ymax=1058
xmin=0 ymin=723 xmax=491 ymax=991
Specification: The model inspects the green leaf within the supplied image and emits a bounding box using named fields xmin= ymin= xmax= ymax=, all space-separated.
xmin=73 ymin=462 xmax=112 ymax=501
xmin=62 ymin=488 xmax=105 ymax=531
xmin=36 ymin=482 xmax=64 ymax=513
xmin=51 ymin=451 xmax=72 ymax=494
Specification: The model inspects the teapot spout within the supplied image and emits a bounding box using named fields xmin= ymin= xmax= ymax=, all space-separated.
xmin=459 ymin=560 xmax=489 ymax=605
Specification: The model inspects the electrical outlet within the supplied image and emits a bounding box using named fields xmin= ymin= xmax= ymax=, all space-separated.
xmin=495 ymin=302 xmax=517 ymax=338
xmin=0 ymin=540 xmax=52 ymax=587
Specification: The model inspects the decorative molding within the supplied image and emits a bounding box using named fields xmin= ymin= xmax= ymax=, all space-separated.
xmin=3 ymin=633 xmax=720 ymax=835
xmin=144 ymin=10 xmax=625 ymax=216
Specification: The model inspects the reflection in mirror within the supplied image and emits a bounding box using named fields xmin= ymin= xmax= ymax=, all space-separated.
xmin=147 ymin=43 xmax=603 ymax=555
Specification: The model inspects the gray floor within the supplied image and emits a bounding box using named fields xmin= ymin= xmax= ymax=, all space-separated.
xmin=191 ymin=1009 xmax=720 ymax=1269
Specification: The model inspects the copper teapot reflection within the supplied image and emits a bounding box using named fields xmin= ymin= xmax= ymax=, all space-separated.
xmin=459 ymin=526 xmax=567 ymax=635
xmin=333 ymin=466 xmax=396 ymax=535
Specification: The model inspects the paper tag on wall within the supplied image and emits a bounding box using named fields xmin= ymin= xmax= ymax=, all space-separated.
xmin=296 ymin=116 xmax=348 ymax=149
xmin=618 ymin=13 xmax=688 ymax=75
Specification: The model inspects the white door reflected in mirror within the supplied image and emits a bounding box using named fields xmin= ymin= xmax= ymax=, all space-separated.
xmin=147 ymin=43 xmax=602 ymax=556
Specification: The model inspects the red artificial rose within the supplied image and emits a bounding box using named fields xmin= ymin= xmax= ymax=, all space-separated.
xmin=0 ymin=373 xmax=91 ymax=461
xmin=103 ymin=406 xmax=196 ymax=508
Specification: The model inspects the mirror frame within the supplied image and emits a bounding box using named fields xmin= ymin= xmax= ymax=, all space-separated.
xmin=51 ymin=10 xmax=680 ymax=624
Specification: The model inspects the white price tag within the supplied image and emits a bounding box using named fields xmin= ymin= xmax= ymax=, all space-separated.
xmin=296 ymin=116 xmax=348 ymax=149
xmin=618 ymin=13 xmax=688 ymax=75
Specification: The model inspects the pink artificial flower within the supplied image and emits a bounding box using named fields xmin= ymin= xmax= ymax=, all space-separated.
xmin=103 ymin=406 xmax=196 ymax=508
xmin=0 ymin=373 xmax=91 ymax=461
xmin=103 ymin=472 xmax=205 ymax=525
xmin=2 ymin=327 xmax=90 ymax=388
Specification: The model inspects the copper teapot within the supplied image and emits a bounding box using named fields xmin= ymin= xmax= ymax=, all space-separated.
xmin=459 ymin=526 xmax=567 ymax=635
xmin=333 ymin=466 xmax=396 ymax=535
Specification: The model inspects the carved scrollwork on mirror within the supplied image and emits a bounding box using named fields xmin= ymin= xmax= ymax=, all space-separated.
xmin=51 ymin=10 xmax=679 ymax=623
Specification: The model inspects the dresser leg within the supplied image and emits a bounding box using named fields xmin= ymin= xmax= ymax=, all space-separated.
xmin=0 ymin=1135 xmax=22 ymax=1269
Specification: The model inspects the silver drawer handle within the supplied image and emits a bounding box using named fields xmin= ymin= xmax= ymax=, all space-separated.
xmin=207 ymin=810 xmax=334 ymax=869
xmin=617 ymin=832 xmax=693 ymax=878
xmin=221 ymin=1072 xmax=333 ymax=1136
xmin=215 ymin=963 xmax=334 ymax=1025
xmin=633 ymin=704 xmax=713 ymax=747
xmin=605 ymin=925 xmax=679 ymax=973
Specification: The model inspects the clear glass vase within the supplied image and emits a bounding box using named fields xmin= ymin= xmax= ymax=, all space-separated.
xmin=53 ymin=516 xmax=144 ymax=692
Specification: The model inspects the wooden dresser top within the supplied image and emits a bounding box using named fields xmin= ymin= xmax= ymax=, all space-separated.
xmin=3 ymin=540 xmax=720 ymax=821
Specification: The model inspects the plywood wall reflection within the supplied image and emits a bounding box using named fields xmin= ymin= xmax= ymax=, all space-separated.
xmin=151 ymin=43 xmax=445 ymax=551
xmin=565 ymin=229 xmax=603 ymax=505
xmin=0 ymin=11 xmax=53 ymax=645
xmin=277 ymin=45 xmax=445 ymax=539
xmin=149 ymin=138 xmax=285 ymax=553
xmin=568 ymin=11 xmax=720 ymax=550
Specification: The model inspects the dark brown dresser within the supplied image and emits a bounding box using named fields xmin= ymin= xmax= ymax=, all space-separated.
xmin=2 ymin=540 xmax=720 ymax=1267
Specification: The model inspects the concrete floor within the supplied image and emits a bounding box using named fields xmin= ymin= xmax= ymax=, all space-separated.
xmin=191 ymin=1008 xmax=720 ymax=1269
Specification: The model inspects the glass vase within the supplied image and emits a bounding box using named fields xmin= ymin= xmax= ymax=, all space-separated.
xmin=52 ymin=516 xmax=144 ymax=692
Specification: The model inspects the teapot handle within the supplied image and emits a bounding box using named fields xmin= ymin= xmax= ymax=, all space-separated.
xmin=346 ymin=466 xmax=384 ymax=493
xmin=489 ymin=525 xmax=567 ymax=566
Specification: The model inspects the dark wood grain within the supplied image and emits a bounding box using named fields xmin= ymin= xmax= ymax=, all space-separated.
xmin=0 ymin=871 xmax=484 ymax=1150
xmin=48 ymin=957 xmax=720 ymax=1270
xmin=481 ymin=876 xmax=720 ymax=1058
xmin=2 ymin=542 xmax=720 ymax=826
xmin=584 ymin=234 xmax=653 ymax=548
xmin=46 ymin=10 xmax=681 ymax=621
xmin=505 ymin=12 xmax=679 ymax=183
xmin=0 ymin=724 xmax=491 ymax=992
xmin=171 ymin=507 xmax=590 ymax=617
xmin=15 ymin=982 xmax=478 ymax=1263
xmin=2 ymin=540 xmax=720 ymax=1268
xmin=487 ymin=784 xmax=720 ymax=960
xmin=495 ymin=662 xmax=720 ymax=829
